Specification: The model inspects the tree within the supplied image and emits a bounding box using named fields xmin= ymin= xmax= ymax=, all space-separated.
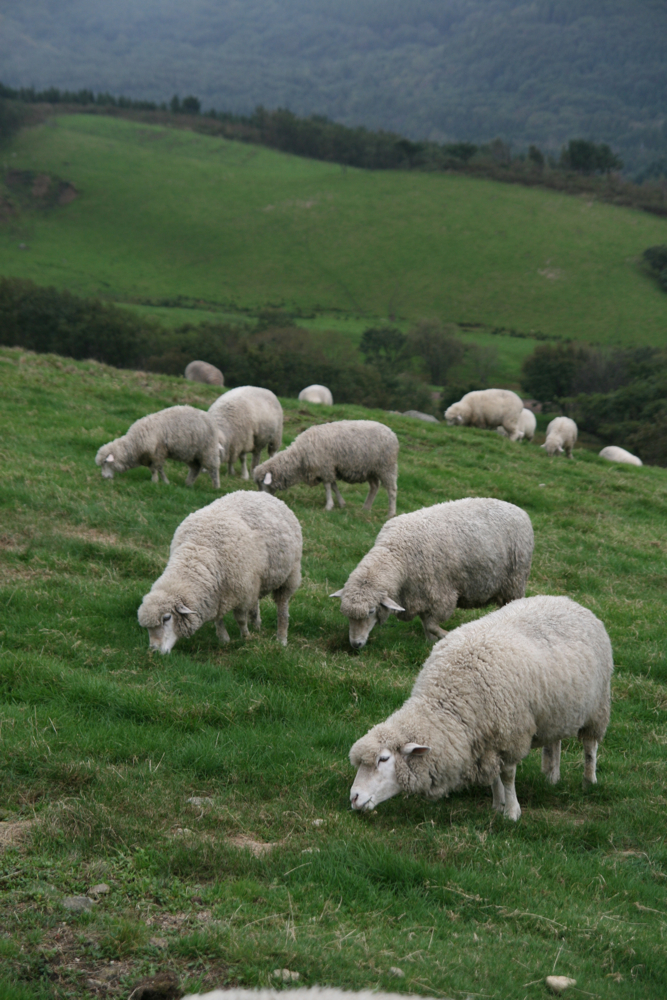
xmin=405 ymin=319 xmax=464 ymax=385
xmin=520 ymin=343 xmax=581 ymax=402
xmin=560 ymin=139 xmax=622 ymax=174
xmin=181 ymin=95 xmax=201 ymax=114
xmin=359 ymin=326 xmax=406 ymax=368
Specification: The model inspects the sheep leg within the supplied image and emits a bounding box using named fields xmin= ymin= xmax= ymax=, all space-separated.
xmin=159 ymin=468 xmax=170 ymax=484
xmin=499 ymin=763 xmax=521 ymax=820
xmin=240 ymin=453 xmax=250 ymax=480
xmin=363 ymin=478 xmax=380 ymax=510
xmin=324 ymin=483 xmax=335 ymax=511
xmin=491 ymin=775 xmax=506 ymax=811
xmin=233 ymin=608 xmax=250 ymax=640
xmin=251 ymin=446 xmax=262 ymax=472
xmin=250 ymin=602 xmax=261 ymax=630
xmin=333 ymin=481 xmax=346 ymax=508
xmin=421 ymin=615 xmax=448 ymax=643
xmin=185 ymin=463 xmax=201 ymax=486
xmin=227 ymin=456 xmax=235 ymax=476
xmin=273 ymin=592 xmax=290 ymax=646
xmin=582 ymin=737 xmax=598 ymax=788
xmin=541 ymin=741 xmax=561 ymax=784
xmin=209 ymin=465 xmax=220 ymax=489
xmin=381 ymin=471 xmax=398 ymax=518
xmin=215 ymin=618 xmax=230 ymax=644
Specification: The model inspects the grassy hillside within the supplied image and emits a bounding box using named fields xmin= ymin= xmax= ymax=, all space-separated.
xmin=1 ymin=346 xmax=666 ymax=999
xmin=1 ymin=114 xmax=666 ymax=352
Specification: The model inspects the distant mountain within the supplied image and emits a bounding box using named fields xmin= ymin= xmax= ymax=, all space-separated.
xmin=1 ymin=0 xmax=666 ymax=174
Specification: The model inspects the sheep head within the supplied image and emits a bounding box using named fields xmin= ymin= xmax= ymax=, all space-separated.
xmin=331 ymin=587 xmax=404 ymax=649
xmin=349 ymin=728 xmax=431 ymax=810
xmin=137 ymin=591 xmax=197 ymax=653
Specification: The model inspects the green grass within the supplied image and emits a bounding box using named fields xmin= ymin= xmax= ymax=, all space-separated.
xmin=1 ymin=346 xmax=666 ymax=998
xmin=1 ymin=113 xmax=667 ymax=350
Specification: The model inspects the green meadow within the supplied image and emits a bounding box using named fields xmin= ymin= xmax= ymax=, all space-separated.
xmin=1 ymin=113 xmax=667 ymax=353
xmin=1 ymin=346 xmax=666 ymax=998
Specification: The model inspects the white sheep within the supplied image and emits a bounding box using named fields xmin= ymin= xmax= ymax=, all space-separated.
xmin=349 ymin=595 xmax=613 ymax=821
xmin=496 ymin=407 xmax=536 ymax=441
xmin=599 ymin=445 xmax=642 ymax=466
xmin=182 ymin=991 xmax=433 ymax=1000
xmin=95 ymin=405 xmax=222 ymax=487
xmin=298 ymin=384 xmax=334 ymax=405
xmin=253 ymin=419 xmax=399 ymax=517
xmin=542 ymin=416 xmax=578 ymax=458
xmin=137 ymin=492 xmax=302 ymax=651
xmin=445 ymin=388 xmax=524 ymax=439
xmin=208 ymin=386 xmax=283 ymax=479
xmin=185 ymin=360 xmax=225 ymax=386
xmin=331 ymin=498 xmax=533 ymax=646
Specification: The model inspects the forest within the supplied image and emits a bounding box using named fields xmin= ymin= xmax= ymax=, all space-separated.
xmin=0 ymin=0 xmax=666 ymax=177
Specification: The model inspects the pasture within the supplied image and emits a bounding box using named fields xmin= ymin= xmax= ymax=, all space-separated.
xmin=0 ymin=346 xmax=666 ymax=999
xmin=1 ymin=113 xmax=666 ymax=352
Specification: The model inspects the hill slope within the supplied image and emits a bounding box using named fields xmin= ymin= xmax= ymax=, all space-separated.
xmin=2 ymin=114 xmax=667 ymax=348
xmin=0 ymin=346 xmax=666 ymax=998
xmin=1 ymin=1 xmax=666 ymax=174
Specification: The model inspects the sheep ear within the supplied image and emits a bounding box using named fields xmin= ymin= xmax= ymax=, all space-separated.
xmin=329 ymin=589 xmax=345 ymax=598
xmin=263 ymin=472 xmax=272 ymax=485
xmin=106 ymin=454 xmax=115 ymax=462
xmin=381 ymin=597 xmax=405 ymax=613
xmin=401 ymin=743 xmax=430 ymax=756
xmin=176 ymin=603 xmax=193 ymax=615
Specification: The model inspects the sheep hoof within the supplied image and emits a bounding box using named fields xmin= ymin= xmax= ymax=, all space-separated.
xmin=582 ymin=776 xmax=597 ymax=790
xmin=504 ymin=804 xmax=521 ymax=821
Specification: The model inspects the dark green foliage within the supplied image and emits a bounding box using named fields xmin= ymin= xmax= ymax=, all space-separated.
xmin=643 ymin=244 xmax=667 ymax=292
xmin=0 ymin=97 xmax=26 ymax=143
xmin=404 ymin=319 xmax=465 ymax=385
xmin=560 ymin=139 xmax=623 ymax=174
xmin=359 ymin=326 xmax=406 ymax=367
xmin=520 ymin=343 xmax=586 ymax=402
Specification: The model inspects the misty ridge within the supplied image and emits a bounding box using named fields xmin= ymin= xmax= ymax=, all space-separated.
xmin=1 ymin=0 xmax=666 ymax=177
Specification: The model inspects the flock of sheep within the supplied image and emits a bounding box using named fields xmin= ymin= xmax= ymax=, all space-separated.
xmin=91 ymin=371 xmax=637 ymax=822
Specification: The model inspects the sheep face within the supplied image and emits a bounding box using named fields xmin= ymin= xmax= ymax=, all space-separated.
xmin=331 ymin=590 xmax=405 ymax=649
xmin=95 ymin=443 xmax=123 ymax=479
xmin=137 ymin=594 xmax=195 ymax=654
xmin=444 ymin=403 xmax=465 ymax=426
xmin=542 ymin=439 xmax=563 ymax=457
xmin=350 ymin=743 xmax=431 ymax=811
xmin=255 ymin=469 xmax=278 ymax=494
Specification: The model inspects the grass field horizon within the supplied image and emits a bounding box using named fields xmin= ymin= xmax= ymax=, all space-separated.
xmin=1 ymin=114 xmax=667 ymax=355
xmin=1 ymin=346 xmax=666 ymax=998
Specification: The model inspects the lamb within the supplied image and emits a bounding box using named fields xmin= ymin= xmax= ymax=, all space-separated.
xmin=349 ymin=595 xmax=613 ymax=821
xmin=298 ymin=384 xmax=333 ymax=405
xmin=95 ymin=405 xmax=222 ymax=487
xmin=137 ymin=491 xmax=302 ymax=651
xmin=599 ymin=445 xmax=642 ymax=466
xmin=253 ymin=419 xmax=399 ymax=517
xmin=496 ymin=407 xmax=536 ymax=442
xmin=185 ymin=360 xmax=225 ymax=386
xmin=444 ymin=388 xmax=524 ymax=440
xmin=331 ymin=498 xmax=533 ymax=647
xmin=542 ymin=416 xmax=578 ymax=458
xmin=208 ymin=386 xmax=283 ymax=479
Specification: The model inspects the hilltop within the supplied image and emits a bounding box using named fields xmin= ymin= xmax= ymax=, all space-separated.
xmin=1 ymin=114 xmax=666 ymax=355
xmin=0 ymin=346 xmax=665 ymax=998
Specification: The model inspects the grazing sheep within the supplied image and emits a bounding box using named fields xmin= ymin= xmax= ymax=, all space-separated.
xmin=185 ymin=360 xmax=225 ymax=386
xmin=497 ymin=407 xmax=536 ymax=442
xmin=403 ymin=410 xmax=439 ymax=423
xmin=349 ymin=595 xmax=612 ymax=821
xmin=542 ymin=416 xmax=578 ymax=458
xmin=209 ymin=386 xmax=283 ymax=479
xmin=331 ymin=498 xmax=533 ymax=647
xmin=95 ymin=405 xmax=222 ymax=487
xmin=445 ymin=389 xmax=524 ymax=440
xmin=599 ymin=445 xmax=642 ymax=466
xmin=298 ymin=384 xmax=334 ymax=405
xmin=254 ymin=420 xmax=399 ymax=517
xmin=137 ymin=492 xmax=302 ymax=651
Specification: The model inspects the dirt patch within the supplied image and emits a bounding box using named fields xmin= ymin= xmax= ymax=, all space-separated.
xmin=4 ymin=169 xmax=78 ymax=210
xmin=226 ymin=833 xmax=280 ymax=856
xmin=0 ymin=820 xmax=34 ymax=851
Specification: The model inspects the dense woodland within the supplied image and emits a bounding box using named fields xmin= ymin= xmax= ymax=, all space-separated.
xmin=0 ymin=0 xmax=666 ymax=177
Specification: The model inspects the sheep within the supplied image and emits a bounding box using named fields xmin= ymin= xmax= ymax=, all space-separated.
xmin=137 ymin=491 xmax=302 ymax=651
xmin=182 ymin=991 xmax=433 ymax=1000
xmin=331 ymin=498 xmax=533 ymax=647
xmin=95 ymin=405 xmax=222 ymax=487
xmin=349 ymin=595 xmax=613 ymax=821
xmin=298 ymin=384 xmax=333 ymax=405
xmin=496 ymin=407 xmax=536 ymax=441
xmin=208 ymin=386 xmax=283 ymax=479
xmin=599 ymin=445 xmax=642 ymax=466
xmin=185 ymin=360 xmax=225 ymax=386
xmin=253 ymin=419 xmax=399 ymax=517
xmin=445 ymin=388 xmax=524 ymax=440
xmin=542 ymin=416 xmax=578 ymax=458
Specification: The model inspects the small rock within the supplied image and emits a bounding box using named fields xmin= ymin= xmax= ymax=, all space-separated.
xmin=312 ymin=818 xmax=325 ymax=827
xmin=273 ymin=969 xmax=300 ymax=983
xmin=403 ymin=410 xmax=439 ymax=423
xmin=85 ymin=980 xmax=103 ymax=989
xmin=389 ymin=967 xmax=405 ymax=978
xmin=545 ymin=976 xmax=577 ymax=994
xmin=149 ymin=936 xmax=168 ymax=948
xmin=88 ymin=883 xmax=110 ymax=895
xmin=187 ymin=796 xmax=213 ymax=807
xmin=18 ymin=243 xmax=27 ymax=250
xmin=62 ymin=895 xmax=95 ymax=912
xmin=301 ymin=847 xmax=320 ymax=854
